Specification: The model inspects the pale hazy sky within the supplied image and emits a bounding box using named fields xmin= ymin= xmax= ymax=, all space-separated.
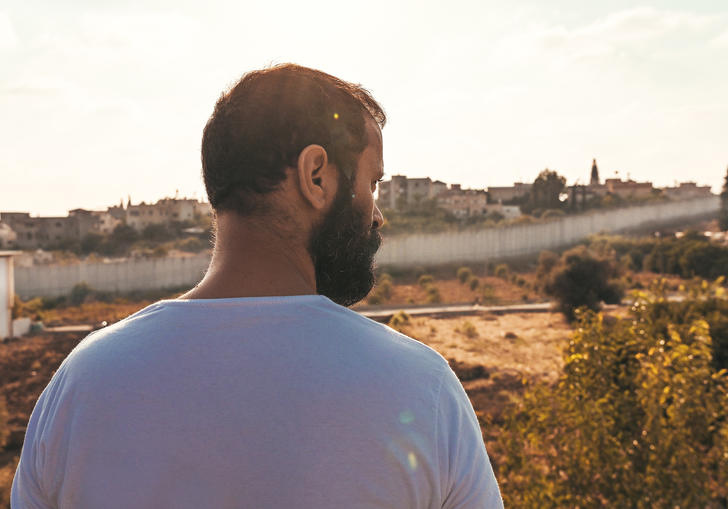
xmin=1 ymin=0 xmax=727 ymax=216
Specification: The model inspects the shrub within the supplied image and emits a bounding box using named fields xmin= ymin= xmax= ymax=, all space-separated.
xmin=457 ymin=320 xmax=478 ymax=338
xmin=176 ymin=236 xmax=210 ymax=253
xmin=142 ymin=224 xmax=173 ymax=241
xmin=69 ymin=282 xmax=94 ymax=306
xmin=457 ymin=267 xmax=473 ymax=284
xmin=498 ymin=282 xmax=728 ymax=507
xmin=367 ymin=276 xmax=393 ymax=304
xmin=516 ymin=277 xmax=527 ymax=287
xmin=537 ymin=250 xmax=559 ymax=280
xmin=468 ymin=277 xmax=480 ymax=291
xmin=541 ymin=208 xmax=565 ymax=219
xmin=544 ymin=246 xmax=623 ymax=321
xmin=425 ymin=285 xmax=441 ymax=304
xmin=494 ymin=264 xmax=509 ymax=279
xmin=481 ymin=284 xmax=497 ymax=304
xmin=151 ymin=245 xmax=168 ymax=258
xmin=388 ymin=310 xmax=411 ymax=330
xmin=418 ymin=274 xmax=434 ymax=287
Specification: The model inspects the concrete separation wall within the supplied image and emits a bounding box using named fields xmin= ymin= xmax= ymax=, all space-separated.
xmin=15 ymin=253 xmax=211 ymax=299
xmin=15 ymin=197 xmax=719 ymax=298
xmin=375 ymin=196 xmax=719 ymax=267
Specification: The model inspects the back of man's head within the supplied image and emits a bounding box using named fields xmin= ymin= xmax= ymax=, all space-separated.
xmin=201 ymin=63 xmax=386 ymax=216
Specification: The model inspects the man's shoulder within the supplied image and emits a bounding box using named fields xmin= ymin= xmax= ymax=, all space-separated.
xmin=320 ymin=301 xmax=450 ymax=370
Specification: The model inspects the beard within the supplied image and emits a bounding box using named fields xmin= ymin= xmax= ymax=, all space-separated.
xmin=308 ymin=182 xmax=382 ymax=307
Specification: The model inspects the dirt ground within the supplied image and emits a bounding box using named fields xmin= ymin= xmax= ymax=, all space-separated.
xmin=392 ymin=312 xmax=570 ymax=427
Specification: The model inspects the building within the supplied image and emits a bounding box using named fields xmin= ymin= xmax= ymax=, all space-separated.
xmin=662 ymin=182 xmax=713 ymax=200
xmin=376 ymin=175 xmax=447 ymax=209
xmin=0 ymin=213 xmax=76 ymax=249
xmin=487 ymin=182 xmax=532 ymax=204
xmin=0 ymin=196 xmax=212 ymax=249
xmin=125 ymin=198 xmax=212 ymax=231
xmin=590 ymin=158 xmax=600 ymax=186
xmin=604 ymin=178 xmax=654 ymax=199
xmin=435 ymin=185 xmax=488 ymax=218
xmin=0 ymin=223 xmax=17 ymax=249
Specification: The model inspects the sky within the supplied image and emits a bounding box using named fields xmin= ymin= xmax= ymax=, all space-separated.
xmin=1 ymin=0 xmax=727 ymax=216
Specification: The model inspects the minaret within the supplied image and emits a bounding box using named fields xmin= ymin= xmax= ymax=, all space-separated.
xmin=590 ymin=158 xmax=600 ymax=186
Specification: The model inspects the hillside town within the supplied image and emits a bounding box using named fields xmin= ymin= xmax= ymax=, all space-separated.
xmin=377 ymin=159 xmax=712 ymax=218
xmin=0 ymin=196 xmax=212 ymax=251
xmin=0 ymin=159 xmax=714 ymax=252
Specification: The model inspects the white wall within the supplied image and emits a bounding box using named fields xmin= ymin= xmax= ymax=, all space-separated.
xmin=375 ymin=196 xmax=719 ymax=267
xmin=1 ymin=256 xmax=13 ymax=338
xmin=16 ymin=253 xmax=211 ymax=299
xmin=15 ymin=197 xmax=719 ymax=298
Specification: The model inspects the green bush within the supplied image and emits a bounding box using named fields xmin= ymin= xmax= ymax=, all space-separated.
xmin=457 ymin=267 xmax=473 ymax=284
xmin=494 ymin=264 xmax=509 ymax=279
xmin=498 ymin=282 xmax=728 ymax=507
xmin=481 ymin=284 xmax=497 ymax=304
xmin=537 ymin=250 xmax=559 ymax=280
xmin=425 ymin=285 xmax=441 ymax=304
xmin=418 ymin=274 xmax=434 ymax=287
xmin=388 ymin=311 xmax=411 ymax=331
xmin=457 ymin=320 xmax=478 ymax=338
xmin=544 ymin=245 xmax=623 ymax=321
xmin=367 ymin=276 xmax=393 ymax=305
xmin=175 ymin=236 xmax=210 ymax=253
xmin=69 ymin=282 xmax=94 ymax=306
xmin=468 ymin=277 xmax=480 ymax=291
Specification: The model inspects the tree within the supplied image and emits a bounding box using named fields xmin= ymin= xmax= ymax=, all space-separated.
xmin=542 ymin=245 xmax=623 ymax=321
xmin=720 ymin=165 xmax=728 ymax=231
xmin=524 ymin=169 xmax=567 ymax=213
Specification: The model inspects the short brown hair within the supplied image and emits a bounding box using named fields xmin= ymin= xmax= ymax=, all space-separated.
xmin=201 ymin=63 xmax=386 ymax=215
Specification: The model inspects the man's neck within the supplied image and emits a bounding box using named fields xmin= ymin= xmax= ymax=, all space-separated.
xmin=178 ymin=216 xmax=316 ymax=300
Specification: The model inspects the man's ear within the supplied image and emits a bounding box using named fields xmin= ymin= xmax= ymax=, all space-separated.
xmin=296 ymin=144 xmax=337 ymax=210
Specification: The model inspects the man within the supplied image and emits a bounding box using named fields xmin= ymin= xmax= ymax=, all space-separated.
xmin=12 ymin=64 xmax=502 ymax=508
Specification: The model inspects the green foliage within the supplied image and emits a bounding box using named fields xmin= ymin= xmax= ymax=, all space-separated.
xmin=367 ymin=274 xmax=393 ymax=305
xmin=174 ymin=236 xmax=210 ymax=253
xmin=69 ymin=282 xmax=93 ymax=306
xmin=541 ymin=208 xmax=566 ymax=219
xmin=588 ymin=233 xmax=728 ymax=280
xmin=80 ymin=233 xmax=103 ymax=254
xmin=425 ymin=285 xmax=441 ymax=304
xmin=543 ymin=245 xmax=623 ymax=321
xmin=457 ymin=320 xmax=478 ymax=338
xmin=481 ymin=284 xmax=497 ymax=304
xmin=468 ymin=277 xmax=480 ymax=291
xmin=720 ymin=165 xmax=728 ymax=231
xmin=418 ymin=274 xmax=434 ymax=287
xmin=523 ymin=169 xmax=567 ymax=214
xmin=499 ymin=282 xmax=728 ymax=507
xmin=456 ymin=267 xmax=473 ymax=284
xmin=494 ymin=263 xmax=509 ymax=279
xmin=388 ymin=310 xmax=411 ymax=331
xmin=142 ymin=224 xmax=174 ymax=241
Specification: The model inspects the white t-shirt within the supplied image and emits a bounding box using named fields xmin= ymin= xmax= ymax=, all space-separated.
xmin=12 ymin=295 xmax=502 ymax=508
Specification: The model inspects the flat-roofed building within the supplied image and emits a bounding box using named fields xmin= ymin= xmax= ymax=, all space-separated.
xmin=605 ymin=178 xmax=653 ymax=198
xmin=436 ymin=186 xmax=488 ymax=218
xmin=487 ymin=182 xmax=532 ymax=203
xmin=662 ymin=182 xmax=713 ymax=200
